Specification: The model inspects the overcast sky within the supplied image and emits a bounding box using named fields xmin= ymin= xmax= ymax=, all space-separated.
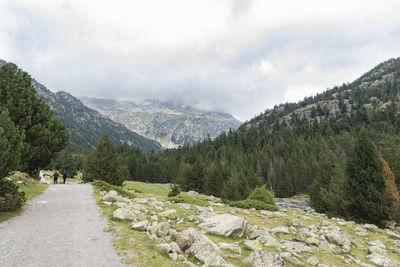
xmin=1 ymin=0 xmax=400 ymax=121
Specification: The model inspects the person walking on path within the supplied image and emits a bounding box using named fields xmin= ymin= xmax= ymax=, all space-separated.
xmin=62 ymin=170 xmax=67 ymax=184
xmin=53 ymin=171 xmax=59 ymax=184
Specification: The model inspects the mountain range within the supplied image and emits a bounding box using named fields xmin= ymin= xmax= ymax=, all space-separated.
xmin=0 ymin=59 xmax=162 ymax=152
xmin=80 ymin=97 xmax=241 ymax=148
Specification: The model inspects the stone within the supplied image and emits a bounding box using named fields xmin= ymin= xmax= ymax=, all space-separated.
xmin=270 ymin=226 xmax=290 ymax=234
xmin=131 ymin=220 xmax=149 ymax=231
xmin=243 ymin=240 xmax=263 ymax=251
xmin=184 ymin=228 xmax=231 ymax=266
xmin=102 ymin=201 xmax=112 ymax=206
xmin=307 ymin=256 xmax=319 ymax=265
xmin=367 ymin=253 xmax=399 ymax=267
xmin=183 ymin=261 xmax=197 ymax=267
xmin=323 ymin=227 xmax=352 ymax=248
xmin=150 ymin=215 xmax=158 ymax=221
xmin=170 ymin=241 xmax=181 ymax=254
xmin=177 ymin=255 xmax=186 ymax=261
xmin=102 ymin=190 xmax=120 ymax=203
xmin=159 ymin=209 xmax=177 ymax=218
xmin=218 ymin=242 xmax=242 ymax=254
xmin=154 ymin=222 xmax=170 ymax=237
xmin=281 ymin=240 xmax=312 ymax=254
xmin=173 ymin=231 xmax=192 ymax=252
xmin=242 ymin=251 xmax=285 ymax=267
xmin=306 ymin=237 xmax=320 ymax=246
xmin=248 ymin=229 xmax=265 ymax=240
xmin=135 ymin=197 xmax=149 ymax=204
xmin=169 ymin=252 xmax=178 ymax=261
xmin=187 ymin=191 xmax=200 ymax=198
xmin=386 ymin=229 xmax=400 ymax=240
xmin=198 ymin=214 xmax=248 ymax=237
xmin=356 ymin=232 xmax=368 ymax=237
xmin=113 ymin=208 xmax=136 ymax=221
xmin=368 ymin=246 xmax=386 ymax=255
xmin=369 ymin=240 xmax=386 ymax=249
xmin=256 ymin=232 xmax=278 ymax=247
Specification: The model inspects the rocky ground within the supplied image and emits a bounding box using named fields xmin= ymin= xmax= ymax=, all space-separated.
xmin=95 ymin=182 xmax=400 ymax=267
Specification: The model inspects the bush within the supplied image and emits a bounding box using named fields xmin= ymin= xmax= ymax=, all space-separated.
xmin=230 ymin=199 xmax=278 ymax=211
xmin=248 ymin=187 xmax=275 ymax=205
xmin=92 ymin=180 xmax=135 ymax=199
xmin=169 ymin=194 xmax=209 ymax=207
xmin=0 ymin=179 xmax=26 ymax=212
xmin=168 ymin=185 xmax=180 ymax=197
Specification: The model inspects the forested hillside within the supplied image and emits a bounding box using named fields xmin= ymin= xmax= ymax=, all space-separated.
xmin=120 ymin=57 xmax=400 ymax=218
xmin=0 ymin=60 xmax=162 ymax=153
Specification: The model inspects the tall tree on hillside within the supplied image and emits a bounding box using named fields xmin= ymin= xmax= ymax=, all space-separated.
xmin=83 ymin=135 xmax=129 ymax=186
xmin=380 ymin=155 xmax=400 ymax=219
xmin=346 ymin=129 xmax=389 ymax=225
xmin=0 ymin=63 xmax=68 ymax=175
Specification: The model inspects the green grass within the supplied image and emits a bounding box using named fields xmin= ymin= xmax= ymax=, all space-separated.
xmin=123 ymin=181 xmax=171 ymax=197
xmin=0 ymin=172 xmax=49 ymax=223
xmin=168 ymin=193 xmax=210 ymax=207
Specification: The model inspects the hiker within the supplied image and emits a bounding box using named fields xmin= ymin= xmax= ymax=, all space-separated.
xmin=53 ymin=171 xmax=59 ymax=184
xmin=62 ymin=170 xmax=67 ymax=184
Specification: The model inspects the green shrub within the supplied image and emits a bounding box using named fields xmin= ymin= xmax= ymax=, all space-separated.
xmin=230 ymin=199 xmax=278 ymax=211
xmin=0 ymin=179 xmax=26 ymax=212
xmin=169 ymin=194 xmax=209 ymax=207
xmin=168 ymin=185 xmax=180 ymax=197
xmin=92 ymin=180 xmax=135 ymax=199
xmin=248 ymin=186 xmax=275 ymax=205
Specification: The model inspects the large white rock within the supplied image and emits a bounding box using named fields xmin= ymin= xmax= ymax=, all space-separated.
xmin=113 ymin=207 xmax=136 ymax=221
xmin=102 ymin=190 xmax=120 ymax=203
xmin=243 ymin=251 xmax=285 ymax=267
xmin=184 ymin=228 xmax=232 ymax=266
xmin=198 ymin=214 xmax=248 ymax=237
xmin=131 ymin=220 xmax=149 ymax=231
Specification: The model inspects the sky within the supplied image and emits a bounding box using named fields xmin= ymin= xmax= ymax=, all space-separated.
xmin=1 ymin=0 xmax=400 ymax=121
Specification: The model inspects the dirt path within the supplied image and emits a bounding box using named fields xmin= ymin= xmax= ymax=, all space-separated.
xmin=0 ymin=184 xmax=128 ymax=267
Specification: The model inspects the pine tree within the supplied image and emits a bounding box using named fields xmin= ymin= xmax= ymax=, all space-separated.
xmin=83 ymin=135 xmax=129 ymax=186
xmin=0 ymin=63 xmax=68 ymax=175
xmin=346 ymin=130 xmax=389 ymax=225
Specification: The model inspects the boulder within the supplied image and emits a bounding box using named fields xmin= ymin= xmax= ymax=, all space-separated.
xmin=198 ymin=214 xmax=248 ymax=237
xmin=322 ymin=227 xmax=352 ymax=248
xmin=256 ymin=232 xmax=278 ymax=247
xmin=131 ymin=220 xmax=149 ymax=231
xmin=367 ymin=253 xmax=399 ymax=267
xmin=102 ymin=190 xmax=120 ymax=203
xmin=270 ymin=226 xmax=290 ymax=234
xmin=184 ymin=228 xmax=231 ymax=266
xmin=306 ymin=237 xmax=320 ymax=246
xmin=187 ymin=191 xmax=199 ymax=198
xmin=249 ymin=229 xmax=266 ymax=240
xmin=169 ymin=252 xmax=178 ymax=261
xmin=113 ymin=208 xmax=136 ymax=221
xmin=242 ymin=251 xmax=285 ymax=267
xmin=156 ymin=243 xmax=172 ymax=254
xmin=170 ymin=241 xmax=182 ymax=254
xmin=154 ymin=222 xmax=170 ymax=237
xmin=243 ymin=240 xmax=263 ymax=251
xmin=159 ymin=209 xmax=177 ymax=219
xmin=281 ymin=240 xmax=312 ymax=254
xmin=218 ymin=242 xmax=241 ymax=254
xmin=173 ymin=231 xmax=192 ymax=252
xmin=307 ymin=256 xmax=319 ymax=266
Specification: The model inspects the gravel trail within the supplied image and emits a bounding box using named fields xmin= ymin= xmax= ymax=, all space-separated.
xmin=0 ymin=184 xmax=128 ymax=267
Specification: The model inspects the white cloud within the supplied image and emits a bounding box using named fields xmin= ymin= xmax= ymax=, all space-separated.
xmin=0 ymin=0 xmax=400 ymax=121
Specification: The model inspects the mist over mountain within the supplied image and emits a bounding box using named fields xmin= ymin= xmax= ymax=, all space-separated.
xmin=80 ymin=97 xmax=242 ymax=148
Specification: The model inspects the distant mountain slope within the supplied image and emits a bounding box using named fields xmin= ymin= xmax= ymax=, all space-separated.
xmin=80 ymin=98 xmax=242 ymax=148
xmin=0 ymin=59 xmax=162 ymax=152
xmin=243 ymin=57 xmax=400 ymax=129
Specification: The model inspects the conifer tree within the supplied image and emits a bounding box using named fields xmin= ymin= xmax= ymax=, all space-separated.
xmin=0 ymin=63 xmax=68 ymax=175
xmin=380 ymin=155 xmax=400 ymax=219
xmin=83 ymin=135 xmax=129 ymax=186
xmin=346 ymin=129 xmax=389 ymax=225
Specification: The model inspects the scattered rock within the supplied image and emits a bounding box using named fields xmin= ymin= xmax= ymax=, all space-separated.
xmin=169 ymin=252 xmax=178 ymax=261
xmin=243 ymin=240 xmax=263 ymax=251
xmin=386 ymin=229 xmax=400 ymax=240
xmin=307 ymin=256 xmax=319 ymax=265
xmin=156 ymin=243 xmax=172 ymax=254
xmin=154 ymin=222 xmax=170 ymax=237
xmin=369 ymin=240 xmax=386 ymax=249
xmin=368 ymin=246 xmax=386 ymax=255
xmin=256 ymin=232 xmax=279 ymax=247
xmin=187 ymin=191 xmax=199 ymax=198
xmin=248 ymin=229 xmax=265 ymax=240
xmin=281 ymin=240 xmax=312 ymax=254
xmin=243 ymin=251 xmax=285 ymax=267
xmin=218 ymin=242 xmax=241 ymax=254
xmin=198 ymin=214 xmax=248 ymax=237
xmin=102 ymin=190 xmax=120 ymax=203
xmin=159 ymin=209 xmax=177 ymax=219
xmin=271 ymin=226 xmax=290 ymax=234
xmin=113 ymin=208 xmax=136 ymax=221
xmin=131 ymin=220 xmax=149 ymax=231
xmin=367 ymin=253 xmax=399 ymax=267
xmin=184 ymin=228 xmax=231 ymax=266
